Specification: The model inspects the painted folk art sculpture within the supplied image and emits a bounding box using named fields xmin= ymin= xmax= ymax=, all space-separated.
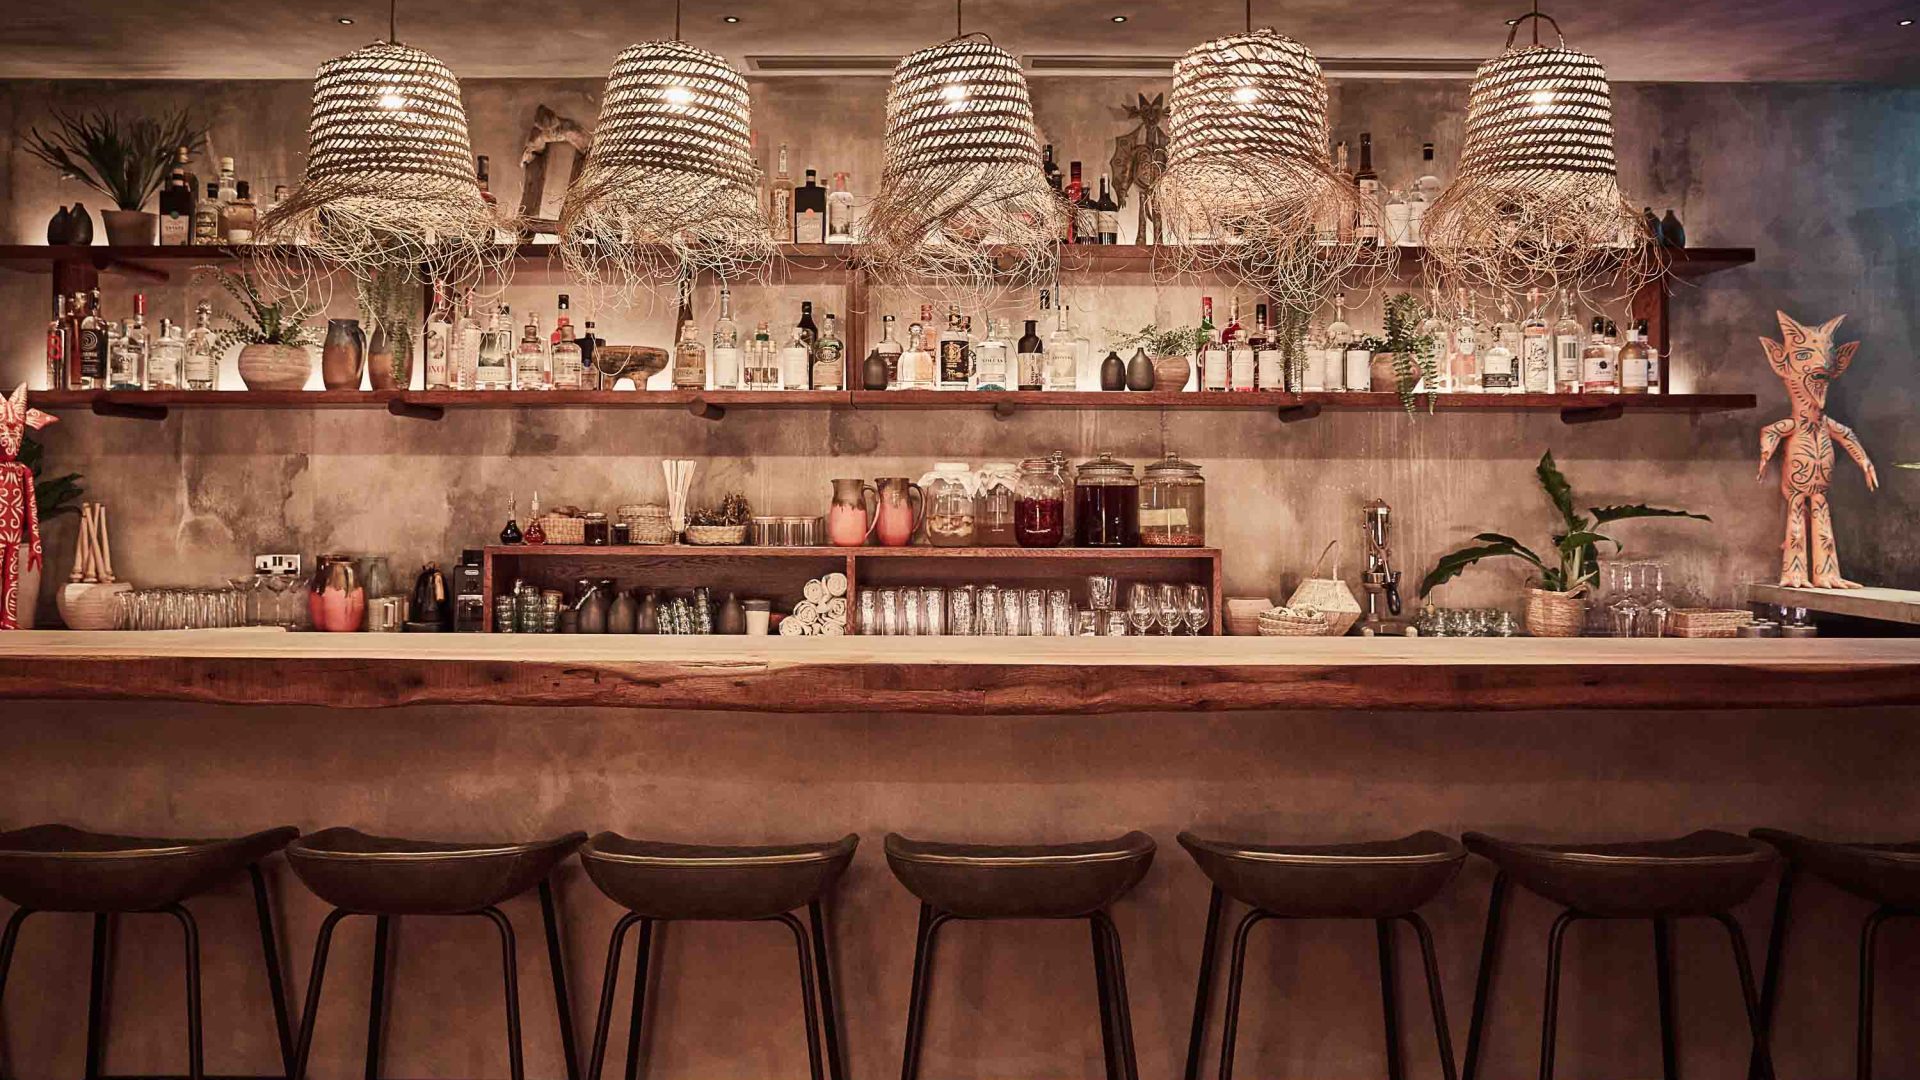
xmin=0 ymin=385 xmax=57 ymax=629
xmin=1757 ymin=312 xmax=1878 ymax=588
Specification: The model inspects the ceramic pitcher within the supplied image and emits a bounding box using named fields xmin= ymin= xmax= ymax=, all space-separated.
xmin=828 ymin=478 xmax=878 ymax=547
xmin=322 ymin=319 xmax=366 ymax=391
xmin=871 ymin=477 xmax=923 ymax=548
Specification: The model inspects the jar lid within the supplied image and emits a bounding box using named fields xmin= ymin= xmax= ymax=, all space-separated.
xmin=1076 ymin=452 xmax=1135 ymax=479
xmin=583 ymin=511 xmax=608 ymax=521
xmin=1144 ymin=451 xmax=1202 ymax=478
xmin=1019 ymin=457 xmax=1052 ymax=470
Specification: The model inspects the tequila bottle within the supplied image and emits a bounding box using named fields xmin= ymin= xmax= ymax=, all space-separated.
xmin=745 ymin=321 xmax=779 ymax=390
xmin=874 ymin=315 xmax=904 ymax=386
xmin=424 ymin=283 xmax=452 ymax=390
xmin=1480 ymin=300 xmax=1519 ymax=393
xmin=972 ymin=317 xmax=1011 ymax=391
xmin=1520 ymin=287 xmax=1553 ymax=393
xmin=147 ymin=318 xmax=185 ymax=390
xmin=1552 ymin=291 xmax=1584 ymax=394
xmin=936 ymin=308 xmax=971 ymax=390
xmin=475 ymin=304 xmax=513 ymax=389
xmin=184 ymin=300 xmax=218 ymax=390
xmin=514 ymin=311 xmax=553 ymax=390
xmin=550 ymin=294 xmax=582 ymax=390
xmin=812 ymin=313 xmax=846 ymax=390
xmin=673 ymin=318 xmax=708 ymax=390
xmin=711 ymin=287 xmax=742 ymax=390
xmin=1448 ymin=290 xmax=1480 ymax=392
xmin=110 ymin=296 xmax=149 ymax=390
xmin=778 ymin=323 xmax=812 ymax=389
xmin=1324 ymin=293 xmax=1353 ymax=392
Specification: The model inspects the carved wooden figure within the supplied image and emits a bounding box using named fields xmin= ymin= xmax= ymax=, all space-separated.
xmin=0 ymin=385 xmax=57 ymax=629
xmin=1757 ymin=312 xmax=1878 ymax=589
xmin=1109 ymin=93 xmax=1168 ymax=245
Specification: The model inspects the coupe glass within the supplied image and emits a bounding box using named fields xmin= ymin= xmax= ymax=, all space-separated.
xmin=1184 ymin=584 xmax=1211 ymax=635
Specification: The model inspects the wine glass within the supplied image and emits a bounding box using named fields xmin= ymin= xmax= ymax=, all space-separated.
xmin=1127 ymin=584 xmax=1156 ymax=637
xmin=1639 ymin=562 xmax=1671 ymax=638
xmin=1610 ymin=562 xmax=1645 ymax=637
xmin=1155 ymin=583 xmax=1183 ymax=635
xmin=1183 ymin=585 xmax=1211 ymax=635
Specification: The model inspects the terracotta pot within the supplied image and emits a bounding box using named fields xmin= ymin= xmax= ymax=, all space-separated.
xmin=1371 ymin=352 xmax=1401 ymax=393
xmin=322 ymin=319 xmax=366 ymax=391
xmin=238 ymin=344 xmax=313 ymax=391
xmin=366 ymin=325 xmax=412 ymax=390
xmin=101 ymin=209 xmax=155 ymax=246
xmin=1151 ymin=353 xmax=1192 ymax=392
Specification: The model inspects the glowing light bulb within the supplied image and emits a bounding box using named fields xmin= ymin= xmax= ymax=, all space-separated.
xmin=1232 ymin=85 xmax=1260 ymax=104
xmin=378 ymin=90 xmax=407 ymax=110
xmin=940 ymin=83 xmax=968 ymax=109
xmin=663 ymin=84 xmax=694 ymax=106
xmin=1528 ymin=88 xmax=1555 ymax=112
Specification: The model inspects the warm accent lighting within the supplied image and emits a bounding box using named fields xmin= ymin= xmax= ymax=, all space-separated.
xmin=1111 ymin=15 xmax=1129 ymax=22
xmin=337 ymin=17 xmax=355 ymax=24
xmin=722 ymin=15 xmax=741 ymax=23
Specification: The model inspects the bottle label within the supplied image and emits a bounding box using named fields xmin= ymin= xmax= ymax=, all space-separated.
xmin=1345 ymin=349 xmax=1372 ymax=392
xmin=1581 ymin=352 xmax=1615 ymax=392
xmin=1522 ymin=336 xmax=1552 ymax=393
xmin=770 ymin=192 xmax=794 ymax=242
xmin=160 ymin=212 xmax=190 ymax=245
xmin=1229 ymin=348 xmax=1255 ymax=391
xmin=711 ymin=346 xmax=742 ymax=388
xmin=1301 ymin=347 xmax=1326 ymax=391
xmin=1202 ymin=347 xmax=1229 ymax=390
xmin=1481 ymin=349 xmax=1516 ymax=390
xmin=1097 ymin=210 xmax=1119 ymax=237
xmin=1255 ymin=348 xmax=1284 ymax=390
xmin=1555 ymin=338 xmax=1582 ymax=388
xmin=1622 ymin=351 xmax=1650 ymax=390
xmin=424 ymin=325 xmax=449 ymax=387
xmin=795 ymin=209 xmax=824 ymax=244
xmin=1018 ymin=351 xmax=1045 ymax=391
xmin=938 ymin=340 xmax=971 ymax=386
xmin=80 ymin=329 xmax=106 ymax=379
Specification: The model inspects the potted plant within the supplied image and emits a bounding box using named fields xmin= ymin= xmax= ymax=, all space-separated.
xmin=684 ymin=493 xmax=753 ymax=546
xmin=1110 ymin=324 xmax=1210 ymax=391
xmin=16 ymin=434 xmax=83 ymax=630
xmin=1368 ymin=293 xmax=1442 ymax=413
xmin=24 ymin=108 xmax=206 ymax=246
xmin=200 ymin=268 xmax=320 ymax=391
xmin=358 ymin=264 xmax=421 ymax=390
xmin=1419 ymin=450 xmax=1708 ymax=636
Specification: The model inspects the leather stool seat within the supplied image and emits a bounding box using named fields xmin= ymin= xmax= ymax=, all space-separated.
xmin=581 ymin=833 xmax=856 ymax=920
xmin=1180 ymin=830 xmax=1464 ymax=919
xmin=287 ymin=827 xmax=585 ymax=915
xmin=1751 ymin=828 xmax=1920 ymax=909
xmin=0 ymin=823 xmax=297 ymax=912
xmin=884 ymin=831 xmax=1155 ymax=919
xmin=1463 ymin=829 xmax=1773 ymax=918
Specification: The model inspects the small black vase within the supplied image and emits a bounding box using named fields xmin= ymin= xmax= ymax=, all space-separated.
xmin=1125 ymin=348 xmax=1156 ymax=391
xmin=46 ymin=205 xmax=73 ymax=245
xmin=862 ymin=348 xmax=889 ymax=390
xmin=1100 ymin=350 xmax=1126 ymax=391
xmin=1660 ymin=209 xmax=1686 ymax=248
xmin=67 ymin=203 xmax=94 ymax=245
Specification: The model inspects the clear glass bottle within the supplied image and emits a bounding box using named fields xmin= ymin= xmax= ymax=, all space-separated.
xmin=1044 ymin=297 xmax=1078 ymax=391
xmin=424 ymin=283 xmax=452 ymax=390
xmin=812 ymin=313 xmax=845 ymax=390
xmin=184 ymin=300 xmax=218 ymax=390
xmin=1251 ymin=303 xmax=1284 ymax=391
xmin=875 ymin=314 xmax=903 ymax=386
xmin=1580 ymin=316 xmax=1616 ymax=393
xmin=109 ymin=318 xmax=143 ymax=391
xmin=1228 ymin=298 xmax=1256 ymax=391
xmin=1552 ymin=290 xmax=1584 ymax=394
xmin=1448 ymin=290 xmax=1480 ymax=392
xmin=826 ymin=171 xmax=856 ymax=243
xmin=1520 ymin=287 xmax=1552 ymax=393
xmin=1480 ymin=299 xmax=1519 ymax=393
xmin=221 ymin=180 xmax=258 ymax=243
xmin=455 ymin=293 xmax=483 ymax=391
xmin=745 ymin=320 xmax=780 ymax=390
xmin=475 ymin=303 xmax=513 ymax=389
xmin=1619 ymin=319 xmax=1651 ymax=394
xmin=514 ymin=311 xmax=553 ymax=390
xmin=778 ymin=323 xmax=812 ymax=389
xmin=937 ymin=307 xmax=972 ymax=390
xmin=673 ymin=318 xmax=708 ymax=390
xmin=1324 ymin=293 xmax=1353 ymax=392
xmin=146 ymin=318 xmax=184 ymax=390
xmin=1300 ymin=315 xmax=1327 ymax=392
xmin=551 ymin=296 xmax=582 ymax=390
xmin=898 ymin=311 xmax=936 ymax=390
xmin=1200 ymin=296 xmax=1228 ymax=392
xmin=711 ymin=287 xmax=742 ymax=390
xmin=1016 ymin=318 xmax=1045 ymax=391
xmin=973 ymin=318 xmax=1011 ymax=391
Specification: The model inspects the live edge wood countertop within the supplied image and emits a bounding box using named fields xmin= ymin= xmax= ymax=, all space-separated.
xmin=1 ymin=631 xmax=1917 ymax=713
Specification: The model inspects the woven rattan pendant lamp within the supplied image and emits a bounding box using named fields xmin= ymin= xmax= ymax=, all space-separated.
xmin=861 ymin=0 xmax=1065 ymax=299
xmin=1420 ymin=7 xmax=1656 ymax=300
xmin=558 ymin=0 xmax=772 ymax=298
xmin=1152 ymin=1 xmax=1389 ymax=308
xmin=256 ymin=0 xmax=508 ymax=289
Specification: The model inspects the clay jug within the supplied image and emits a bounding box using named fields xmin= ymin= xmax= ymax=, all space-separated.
xmin=718 ymin=592 xmax=746 ymax=635
xmin=607 ymin=589 xmax=637 ymax=634
xmin=322 ymin=319 xmax=366 ymax=390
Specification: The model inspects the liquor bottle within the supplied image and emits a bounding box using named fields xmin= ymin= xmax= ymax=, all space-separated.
xmin=550 ymin=295 xmax=583 ymax=390
xmin=1075 ymin=169 xmax=1099 ymax=246
xmin=710 ymin=287 xmax=742 ymax=390
xmin=476 ymin=154 xmax=499 ymax=221
xmin=675 ymin=271 xmax=696 ymax=335
xmin=221 ymin=181 xmax=257 ymax=243
xmin=60 ymin=293 xmax=84 ymax=389
xmin=1407 ymin=142 xmax=1441 ymax=246
xmin=1324 ymin=294 xmax=1353 ymax=392
xmin=1414 ymin=143 xmax=1444 ymax=202
xmin=1383 ymin=188 xmax=1409 ymax=247
xmin=175 ymin=147 xmax=200 ymax=211
xmin=514 ymin=311 xmax=553 ymax=390
xmin=1354 ymin=132 xmax=1379 ymax=243
xmin=499 ymin=493 xmax=523 ymax=545
xmin=937 ymin=307 xmax=971 ymax=390
xmin=813 ymin=313 xmax=846 ymax=390
xmin=191 ymin=181 xmax=221 ymax=245
xmin=1199 ymin=297 xmax=1227 ymax=392
xmin=973 ymin=317 xmax=1010 ymax=391
xmin=826 ymin=172 xmax=856 ymax=244
xmin=1042 ymin=144 xmax=1062 ymax=193
xmin=1228 ymin=298 xmax=1256 ymax=391
xmin=1580 ymin=317 xmax=1617 ymax=393
xmin=455 ymin=294 xmax=484 ymax=390
xmin=147 ymin=318 xmax=185 ymax=390
xmin=1095 ymin=174 xmax=1119 ymax=244
xmin=422 ymin=283 xmax=452 ymax=390
xmin=159 ymin=152 xmax=195 ymax=244
xmin=1619 ymin=319 xmax=1651 ymax=394
xmin=1552 ymin=291 xmax=1583 ymax=394
xmin=874 ymin=314 xmax=903 ymax=386
xmin=1448 ymin=290 xmax=1479 ymax=392
xmin=214 ymin=157 xmax=239 ymax=208
xmin=1044 ymin=296 xmax=1078 ymax=391
xmin=1480 ymin=299 xmax=1519 ymax=393
xmin=184 ymin=300 xmax=218 ymax=390
xmin=1520 ymin=287 xmax=1552 ymax=393
xmin=45 ymin=297 xmax=67 ymax=391
xmin=797 ymin=301 xmax=819 ymax=353
xmin=523 ymin=493 xmax=546 ymax=545
xmin=575 ymin=319 xmax=603 ymax=385
xmin=778 ymin=322 xmax=812 ymax=389
xmin=1301 ymin=315 xmax=1327 ymax=392
xmin=898 ymin=312 xmax=936 ymax=390
xmin=77 ymin=289 xmax=108 ymax=389
xmin=745 ymin=320 xmax=779 ymax=390
xmin=769 ymin=143 xmax=795 ymax=243
xmin=673 ymin=318 xmax=709 ymax=390
xmin=115 ymin=294 xmax=151 ymax=390
xmin=1251 ymin=303 xmax=1283 ymax=391
xmin=794 ymin=169 xmax=826 ymax=243
xmin=1064 ymin=162 xmax=1085 ymax=245
xmin=1016 ymin=318 xmax=1045 ymax=391
xmin=475 ymin=303 xmax=513 ymax=389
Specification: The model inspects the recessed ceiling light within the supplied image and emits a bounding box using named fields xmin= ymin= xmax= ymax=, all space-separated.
xmin=722 ymin=15 xmax=741 ymax=22
xmin=1505 ymin=18 xmax=1518 ymax=24
xmin=337 ymin=16 xmax=354 ymax=24
xmin=1111 ymin=15 xmax=1129 ymax=23
xmin=1902 ymin=17 xmax=1916 ymax=25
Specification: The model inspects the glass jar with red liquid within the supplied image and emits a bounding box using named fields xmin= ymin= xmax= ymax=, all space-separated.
xmin=1073 ymin=453 xmax=1139 ymax=547
xmin=1013 ymin=457 xmax=1067 ymax=547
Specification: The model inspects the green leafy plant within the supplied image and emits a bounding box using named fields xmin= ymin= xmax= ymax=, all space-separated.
xmin=1272 ymin=304 xmax=1310 ymax=388
xmin=357 ymin=263 xmax=421 ymax=367
xmin=1378 ymin=293 xmax=1441 ymax=415
xmin=1420 ymin=450 xmax=1709 ymax=597
xmin=196 ymin=267 xmax=318 ymax=351
xmin=24 ymin=107 xmax=207 ymax=211
xmin=1110 ymin=324 xmax=1211 ymax=358
xmin=688 ymin=492 xmax=752 ymax=527
xmin=19 ymin=435 xmax=83 ymax=520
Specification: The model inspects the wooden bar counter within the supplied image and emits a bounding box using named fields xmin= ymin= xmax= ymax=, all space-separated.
xmin=1 ymin=631 xmax=1918 ymax=713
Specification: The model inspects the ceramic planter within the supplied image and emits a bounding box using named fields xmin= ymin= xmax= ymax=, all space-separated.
xmin=238 ymin=343 xmax=314 ymax=391
xmin=101 ymin=209 xmax=155 ymax=246
xmin=322 ymin=319 xmax=366 ymax=391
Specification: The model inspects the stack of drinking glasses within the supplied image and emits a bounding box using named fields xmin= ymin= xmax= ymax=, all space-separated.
xmin=1598 ymin=560 xmax=1673 ymax=637
xmin=114 ymin=586 xmax=254 ymax=630
xmin=852 ymin=576 xmax=1212 ymax=636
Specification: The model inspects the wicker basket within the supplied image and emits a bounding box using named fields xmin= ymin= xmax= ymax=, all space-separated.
xmin=684 ymin=524 xmax=748 ymax=546
xmin=532 ymin=514 xmax=586 ymax=545
xmin=1258 ymin=606 xmax=1331 ymax=637
xmin=617 ymin=504 xmax=675 ymax=545
xmin=1284 ymin=541 xmax=1361 ymax=636
xmin=1225 ymin=597 xmax=1274 ymax=636
xmin=1665 ymin=608 xmax=1752 ymax=639
xmin=1524 ymin=586 xmax=1588 ymax=637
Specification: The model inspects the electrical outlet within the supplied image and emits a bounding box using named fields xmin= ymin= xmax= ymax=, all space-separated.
xmin=255 ymin=553 xmax=302 ymax=576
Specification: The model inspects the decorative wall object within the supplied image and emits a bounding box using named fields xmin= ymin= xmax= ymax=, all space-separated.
xmin=862 ymin=11 xmax=1065 ymax=302
xmin=256 ymin=31 xmax=510 ymax=293
xmin=1152 ymin=27 xmax=1389 ymax=309
xmin=1108 ymin=93 xmax=1169 ymax=245
xmin=1757 ymin=312 xmax=1878 ymax=589
xmin=516 ymin=105 xmax=592 ymax=235
xmin=559 ymin=29 xmax=771 ymax=299
xmin=0 ymin=386 xmax=56 ymax=630
xmin=1419 ymin=12 xmax=1655 ymax=301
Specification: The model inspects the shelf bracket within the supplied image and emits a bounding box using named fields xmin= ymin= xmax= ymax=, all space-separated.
xmin=91 ymin=397 xmax=168 ymax=421
xmin=388 ymin=398 xmax=445 ymax=421
xmin=1275 ymin=403 xmax=1322 ymax=423
xmin=687 ymin=397 xmax=726 ymax=421
xmin=991 ymin=402 xmax=1017 ymax=420
xmin=1560 ymin=403 xmax=1625 ymax=425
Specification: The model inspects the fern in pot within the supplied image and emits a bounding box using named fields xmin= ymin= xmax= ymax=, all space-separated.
xmin=25 ymin=107 xmax=206 ymax=246
xmin=199 ymin=268 xmax=320 ymax=391
xmin=358 ymin=264 xmax=421 ymax=390
xmin=1365 ymin=293 xmax=1442 ymax=412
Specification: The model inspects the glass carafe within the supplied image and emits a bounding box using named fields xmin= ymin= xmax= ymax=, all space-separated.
xmin=919 ymin=462 xmax=978 ymax=547
xmin=1014 ymin=457 xmax=1067 ymax=548
xmin=1074 ymin=453 xmax=1139 ymax=547
xmin=975 ymin=463 xmax=1019 ymax=546
xmin=828 ymin=478 xmax=877 ymax=547
xmin=870 ymin=477 xmax=923 ymax=548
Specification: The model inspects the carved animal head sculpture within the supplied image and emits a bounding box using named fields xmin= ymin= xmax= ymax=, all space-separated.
xmin=0 ymin=384 xmax=57 ymax=464
xmin=1760 ymin=311 xmax=1858 ymax=414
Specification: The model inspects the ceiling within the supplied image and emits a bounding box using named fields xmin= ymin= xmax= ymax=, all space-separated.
xmin=10 ymin=0 xmax=1920 ymax=82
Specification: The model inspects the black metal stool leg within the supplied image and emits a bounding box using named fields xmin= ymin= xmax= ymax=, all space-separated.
xmin=1093 ymin=911 xmax=1140 ymax=1080
xmin=770 ymin=913 xmax=827 ymax=1080
xmin=365 ymin=915 xmax=391 ymax=1080
xmin=248 ymin=864 xmax=296 ymax=1077
xmin=1857 ymin=908 xmax=1893 ymax=1080
xmin=0 ymin=908 xmax=34 ymax=1029
xmin=1401 ymin=913 xmax=1458 ymax=1080
xmin=85 ymin=913 xmax=110 ymax=1080
xmin=899 ymin=905 xmax=951 ymax=1080
xmin=538 ymin=881 xmax=582 ymax=1080
xmin=1378 ymin=918 xmax=1406 ymax=1080
xmin=1712 ymin=913 xmax=1773 ymax=1080
xmin=1217 ymin=910 xmax=1273 ymax=1080
xmin=1090 ymin=916 xmax=1121 ymax=1080
xmin=1653 ymin=918 xmax=1677 ymax=1080
xmin=1183 ymin=886 xmax=1225 ymax=1080
xmin=1751 ymin=866 xmax=1795 ymax=1080
xmin=622 ymin=920 xmax=654 ymax=1080
xmin=292 ymin=908 xmax=350 ymax=1080
xmin=1538 ymin=911 xmax=1580 ymax=1080
xmin=1461 ymin=872 xmax=1509 ymax=1080
xmin=808 ymin=900 xmax=848 ymax=1080
xmin=162 ymin=903 xmax=205 ymax=1080
xmin=477 ymin=906 xmax=526 ymax=1080
xmin=585 ymin=912 xmax=642 ymax=1080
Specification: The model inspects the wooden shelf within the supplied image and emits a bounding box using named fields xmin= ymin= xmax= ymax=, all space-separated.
xmin=849 ymin=390 xmax=1756 ymax=423
xmin=489 ymin=544 xmax=1219 ymax=559
xmin=1745 ymin=583 xmax=1920 ymax=626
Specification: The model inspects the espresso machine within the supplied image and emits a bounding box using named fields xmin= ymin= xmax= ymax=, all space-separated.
xmin=1360 ymin=498 xmax=1406 ymax=634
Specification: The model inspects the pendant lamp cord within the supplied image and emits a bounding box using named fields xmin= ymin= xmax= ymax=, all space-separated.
xmin=956 ymin=0 xmax=963 ymax=37
xmin=1246 ymin=0 xmax=1252 ymax=33
xmin=675 ymin=0 xmax=684 ymax=40
xmin=1532 ymin=0 xmax=1540 ymax=44
xmin=388 ymin=0 xmax=397 ymax=41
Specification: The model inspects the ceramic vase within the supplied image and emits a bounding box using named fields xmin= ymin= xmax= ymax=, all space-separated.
xmin=1100 ymin=351 xmax=1126 ymax=391
xmin=238 ymin=344 xmax=313 ymax=391
xmin=101 ymin=209 xmax=155 ymax=246
xmin=1126 ymin=349 xmax=1156 ymax=391
xmin=66 ymin=204 xmax=94 ymax=245
xmin=322 ymin=319 xmax=366 ymax=391
xmin=367 ymin=325 xmax=412 ymax=390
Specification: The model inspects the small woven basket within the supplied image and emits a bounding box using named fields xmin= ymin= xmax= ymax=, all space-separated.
xmin=1225 ymin=597 xmax=1274 ymax=637
xmin=1258 ymin=606 xmax=1331 ymax=637
xmin=1284 ymin=541 xmax=1361 ymax=636
xmin=1524 ymin=586 xmax=1588 ymax=638
xmin=684 ymin=524 xmax=748 ymax=546
xmin=533 ymin=514 xmax=586 ymax=545
xmin=617 ymin=504 xmax=674 ymax=545
xmin=1665 ymin=608 xmax=1752 ymax=639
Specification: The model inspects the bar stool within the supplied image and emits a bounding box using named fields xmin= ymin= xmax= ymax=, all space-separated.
xmin=1178 ymin=831 xmax=1466 ymax=1080
xmin=0 ymin=823 xmax=299 ymax=1080
xmin=1460 ymin=830 xmax=1776 ymax=1080
xmin=885 ymin=831 xmax=1155 ymax=1080
xmin=1750 ymin=828 xmax=1920 ymax=1080
xmin=285 ymin=827 xmax=587 ymax=1080
xmin=577 ymin=833 xmax=858 ymax=1080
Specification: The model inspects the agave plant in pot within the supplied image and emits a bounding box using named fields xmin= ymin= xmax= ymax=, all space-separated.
xmin=200 ymin=268 xmax=320 ymax=391
xmin=24 ymin=107 xmax=206 ymax=246
xmin=1419 ymin=450 xmax=1709 ymax=636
